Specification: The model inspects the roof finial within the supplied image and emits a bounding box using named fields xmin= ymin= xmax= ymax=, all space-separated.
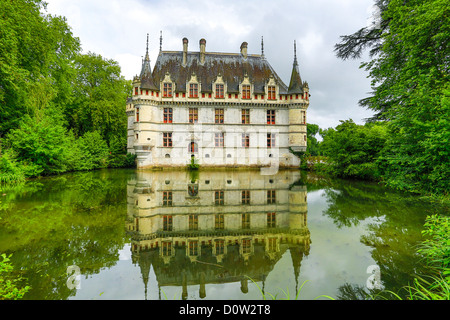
xmin=293 ymin=40 xmax=298 ymax=65
xmin=159 ymin=30 xmax=163 ymax=53
xmin=144 ymin=33 xmax=150 ymax=61
xmin=261 ymin=36 xmax=265 ymax=59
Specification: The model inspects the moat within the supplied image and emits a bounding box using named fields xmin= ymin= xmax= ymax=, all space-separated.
xmin=0 ymin=168 xmax=443 ymax=300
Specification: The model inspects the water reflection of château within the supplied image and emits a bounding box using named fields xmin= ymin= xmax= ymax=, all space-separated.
xmin=126 ymin=169 xmax=310 ymax=299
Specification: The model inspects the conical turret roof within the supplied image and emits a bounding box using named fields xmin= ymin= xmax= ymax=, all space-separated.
xmin=288 ymin=41 xmax=304 ymax=95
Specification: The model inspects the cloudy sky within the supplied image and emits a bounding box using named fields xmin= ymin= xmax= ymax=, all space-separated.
xmin=44 ymin=0 xmax=377 ymax=131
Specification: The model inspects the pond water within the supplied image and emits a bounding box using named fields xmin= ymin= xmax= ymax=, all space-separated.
xmin=0 ymin=168 xmax=446 ymax=300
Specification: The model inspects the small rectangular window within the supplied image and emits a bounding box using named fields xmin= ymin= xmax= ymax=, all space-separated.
xmin=189 ymin=83 xmax=198 ymax=98
xmin=242 ymin=133 xmax=250 ymax=148
xmin=163 ymin=191 xmax=172 ymax=206
xmin=189 ymin=108 xmax=198 ymax=123
xmin=163 ymin=108 xmax=173 ymax=123
xmin=163 ymin=83 xmax=172 ymax=97
xmin=215 ymin=132 xmax=224 ymax=147
xmin=163 ymin=132 xmax=172 ymax=147
xmin=242 ymin=213 xmax=250 ymax=229
xmin=267 ymin=190 xmax=276 ymax=204
xmin=215 ymin=84 xmax=224 ymax=98
xmin=215 ymin=191 xmax=224 ymax=205
xmin=215 ymin=109 xmax=224 ymax=123
xmin=268 ymin=86 xmax=276 ymax=100
xmin=242 ymin=85 xmax=250 ymax=99
xmin=267 ymin=212 xmax=276 ymax=228
xmin=267 ymin=109 xmax=276 ymax=124
xmin=163 ymin=215 xmax=173 ymax=231
xmin=267 ymin=133 xmax=275 ymax=148
xmin=241 ymin=109 xmax=250 ymax=124
xmin=242 ymin=190 xmax=250 ymax=204
xmin=215 ymin=213 xmax=224 ymax=229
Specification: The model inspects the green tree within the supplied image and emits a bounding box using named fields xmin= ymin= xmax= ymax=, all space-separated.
xmin=320 ymin=120 xmax=387 ymax=180
xmin=0 ymin=0 xmax=80 ymax=137
xmin=335 ymin=0 xmax=449 ymax=195
xmin=306 ymin=123 xmax=321 ymax=156
xmin=67 ymin=52 xmax=132 ymax=146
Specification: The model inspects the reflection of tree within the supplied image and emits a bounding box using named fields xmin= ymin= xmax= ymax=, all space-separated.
xmin=304 ymin=172 xmax=446 ymax=299
xmin=0 ymin=169 xmax=134 ymax=299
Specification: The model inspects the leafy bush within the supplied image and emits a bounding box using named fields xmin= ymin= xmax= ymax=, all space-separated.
xmin=0 ymin=149 xmax=25 ymax=184
xmin=0 ymin=253 xmax=30 ymax=300
xmin=319 ymin=120 xmax=387 ymax=180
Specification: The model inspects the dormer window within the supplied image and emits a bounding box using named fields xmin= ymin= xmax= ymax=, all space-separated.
xmin=163 ymin=83 xmax=172 ymax=97
xmin=268 ymin=86 xmax=276 ymax=100
xmin=215 ymin=84 xmax=224 ymax=98
xmin=189 ymin=83 xmax=198 ymax=98
xmin=242 ymin=85 xmax=250 ymax=99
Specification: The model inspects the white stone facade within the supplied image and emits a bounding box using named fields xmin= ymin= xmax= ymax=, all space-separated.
xmin=127 ymin=37 xmax=310 ymax=169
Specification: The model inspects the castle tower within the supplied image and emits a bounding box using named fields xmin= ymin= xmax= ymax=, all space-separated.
xmin=288 ymin=40 xmax=308 ymax=153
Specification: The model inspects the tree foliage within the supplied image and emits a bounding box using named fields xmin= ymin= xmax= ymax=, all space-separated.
xmin=335 ymin=0 xmax=449 ymax=196
xmin=0 ymin=0 xmax=135 ymax=183
xmin=319 ymin=120 xmax=387 ymax=180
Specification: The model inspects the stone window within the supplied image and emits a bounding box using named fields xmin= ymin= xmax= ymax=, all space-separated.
xmin=163 ymin=132 xmax=172 ymax=147
xmin=162 ymin=241 xmax=172 ymax=256
xmin=242 ymin=239 xmax=251 ymax=254
xmin=163 ymin=83 xmax=172 ymax=97
xmin=189 ymin=108 xmax=198 ymax=123
xmin=241 ymin=109 xmax=250 ymax=124
xmin=163 ymin=215 xmax=173 ymax=231
xmin=267 ymin=109 xmax=276 ymax=124
xmin=189 ymin=241 xmax=198 ymax=256
xmin=162 ymin=191 xmax=172 ymax=206
xmin=242 ymin=190 xmax=250 ymax=204
xmin=267 ymin=212 xmax=276 ymax=228
xmin=242 ymin=85 xmax=250 ymax=99
xmin=215 ymin=108 xmax=224 ymax=124
xmin=242 ymin=133 xmax=250 ymax=148
xmin=215 ymin=132 xmax=224 ymax=147
xmin=163 ymin=107 xmax=172 ymax=123
xmin=215 ymin=240 xmax=225 ymax=255
xmin=267 ymin=133 xmax=275 ymax=148
xmin=189 ymin=83 xmax=198 ymax=98
xmin=215 ymin=84 xmax=224 ymax=98
xmin=215 ymin=213 xmax=224 ymax=229
xmin=268 ymin=86 xmax=276 ymax=100
xmin=267 ymin=190 xmax=276 ymax=204
xmin=189 ymin=215 xmax=198 ymax=230
xmin=242 ymin=213 xmax=250 ymax=229
xmin=215 ymin=191 xmax=224 ymax=206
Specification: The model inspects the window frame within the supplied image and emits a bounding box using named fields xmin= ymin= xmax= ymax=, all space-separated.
xmin=267 ymin=133 xmax=275 ymax=148
xmin=215 ymin=132 xmax=224 ymax=147
xmin=189 ymin=108 xmax=198 ymax=123
xmin=267 ymin=109 xmax=276 ymax=124
xmin=268 ymin=86 xmax=276 ymax=100
xmin=242 ymin=85 xmax=251 ymax=99
xmin=189 ymin=83 xmax=198 ymax=98
xmin=215 ymin=108 xmax=224 ymax=124
xmin=163 ymin=83 xmax=172 ymax=97
xmin=241 ymin=109 xmax=250 ymax=124
xmin=163 ymin=132 xmax=173 ymax=147
xmin=215 ymin=84 xmax=224 ymax=98
xmin=163 ymin=107 xmax=173 ymax=123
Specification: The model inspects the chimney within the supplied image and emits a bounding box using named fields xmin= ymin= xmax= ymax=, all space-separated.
xmin=182 ymin=37 xmax=188 ymax=66
xmin=240 ymin=42 xmax=248 ymax=59
xmin=199 ymin=38 xmax=206 ymax=64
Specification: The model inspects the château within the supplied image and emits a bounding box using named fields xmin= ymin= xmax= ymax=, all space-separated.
xmin=126 ymin=34 xmax=310 ymax=168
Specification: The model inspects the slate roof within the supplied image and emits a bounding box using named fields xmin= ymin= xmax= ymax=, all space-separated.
xmin=143 ymin=50 xmax=294 ymax=94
